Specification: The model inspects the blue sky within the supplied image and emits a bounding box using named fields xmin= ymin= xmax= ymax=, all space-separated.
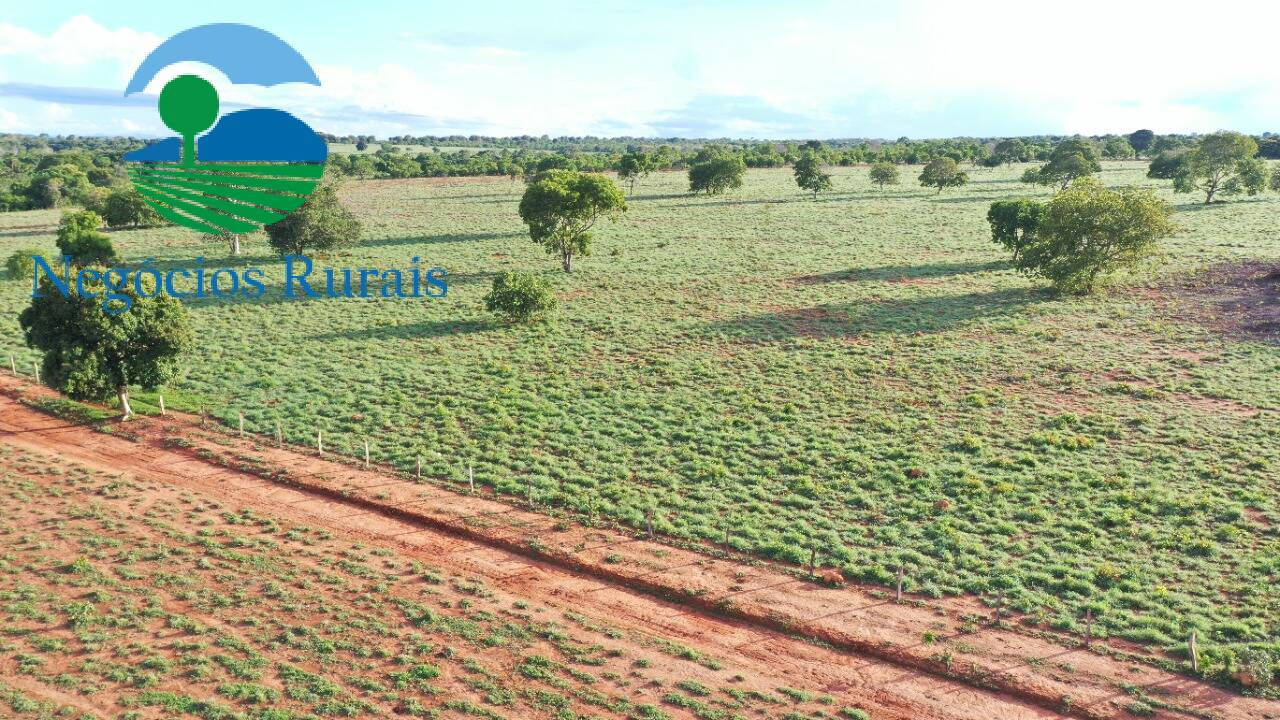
xmin=1 ymin=1 xmax=1277 ymax=140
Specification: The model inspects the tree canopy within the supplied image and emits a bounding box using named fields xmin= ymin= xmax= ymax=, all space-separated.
xmin=688 ymin=155 xmax=747 ymax=195
xmin=265 ymin=182 xmax=362 ymax=257
xmin=1173 ymin=131 xmax=1267 ymax=204
xmin=19 ymin=270 xmax=193 ymax=418
xmin=792 ymin=152 xmax=833 ymax=198
xmin=519 ymin=170 xmax=626 ymax=272
xmin=1021 ymin=138 xmax=1102 ymax=190
xmin=56 ymin=210 xmax=116 ymax=267
xmin=918 ymin=157 xmax=968 ymax=193
xmin=869 ymin=162 xmax=900 ymax=189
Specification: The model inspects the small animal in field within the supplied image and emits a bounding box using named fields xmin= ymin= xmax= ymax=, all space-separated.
xmin=818 ymin=568 xmax=845 ymax=587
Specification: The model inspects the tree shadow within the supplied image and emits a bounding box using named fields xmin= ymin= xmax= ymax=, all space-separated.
xmin=308 ymin=318 xmax=491 ymax=342
xmin=361 ymin=231 xmax=521 ymax=249
xmin=698 ymin=287 xmax=1047 ymax=341
xmin=795 ymin=260 xmax=1007 ymax=285
xmin=931 ymin=193 xmax=1009 ymax=203
xmin=0 ymin=228 xmax=54 ymax=239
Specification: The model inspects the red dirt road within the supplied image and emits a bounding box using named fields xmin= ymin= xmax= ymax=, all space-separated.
xmin=2 ymin=375 xmax=1276 ymax=720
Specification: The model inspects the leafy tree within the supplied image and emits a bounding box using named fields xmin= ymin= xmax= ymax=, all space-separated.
xmin=102 ymin=187 xmax=164 ymax=229
xmin=56 ymin=210 xmax=116 ymax=266
xmin=265 ymin=182 xmax=362 ymax=257
xmin=1271 ymin=166 xmax=1280 ymax=193
xmin=616 ymin=151 xmax=653 ymax=196
xmin=518 ymin=170 xmax=626 ymax=272
xmin=1175 ymin=131 xmax=1267 ymax=204
xmin=992 ymin=139 xmax=1027 ymax=167
xmin=5 ymin=248 xmax=40 ymax=281
xmin=1103 ymin=137 xmax=1135 ymax=159
xmin=1147 ymin=150 xmax=1188 ymax=180
xmin=1128 ymin=130 xmax=1155 ymax=158
xmin=1015 ymin=178 xmax=1176 ymax=294
xmin=1021 ymin=138 xmax=1101 ymax=190
xmin=24 ymin=164 xmax=90 ymax=208
xmin=918 ymin=157 xmax=968 ymax=193
xmin=19 ymin=270 xmax=193 ymax=418
xmin=688 ymin=155 xmax=746 ymax=195
xmin=868 ymin=162 xmax=900 ymax=189
xmin=793 ymin=152 xmax=832 ymax=198
xmin=484 ymin=271 xmax=557 ymax=323
xmin=986 ymin=199 xmax=1043 ymax=261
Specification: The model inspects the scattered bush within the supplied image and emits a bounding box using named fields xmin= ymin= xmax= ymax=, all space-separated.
xmin=102 ymin=186 xmax=164 ymax=228
xmin=868 ymin=162 xmax=900 ymax=189
xmin=55 ymin=210 xmax=116 ymax=266
xmin=688 ymin=155 xmax=746 ymax=195
xmin=5 ymin=248 xmax=40 ymax=281
xmin=265 ymin=182 xmax=362 ymax=256
xmin=484 ymin=271 xmax=557 ymax=324
xmin=918 ymin=158 xmax=968 ymax=193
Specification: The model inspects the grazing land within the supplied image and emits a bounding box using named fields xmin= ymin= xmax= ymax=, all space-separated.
xmin=1 ymin=161 xmax=1278 ymax=685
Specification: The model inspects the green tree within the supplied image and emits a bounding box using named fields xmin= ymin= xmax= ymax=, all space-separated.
xmin=918 ymin=157 xmax=968 ymax=193
xmin=19 ymin=270 xmax=193 ymax=418
xmin=868 ymin=162 xmax=900 ymax=189
xmin=1021 ymin=138 xmax=1102 ymax=190
xmin=1128 ymin=129 xmax=1155 ymax=158
xmin=1103 ymin=137 xmax=1135 ymax=159
xmin=986 ymin=199 xmax=1043 ymax=262
xmin=5 ymin=249 xmax=40 ymax=281
xmin=992 ymin=139 xmax=1027 ymax=167
xmin=265 ymin=182 xmax=362 ymax=257
xmin=1271 ymin=166 xmax=1280 ymax=193
xmin=56 ymin=210 xmax=116 ymax=266
xmin=616 ymin=151 xmax=652 ymax=196
xmin=1015 ymin=178 xmax=1176 ymax=294
xmin=1176 ymin=131 xmax=1266 ymax=204
xmin=484 ymin=271 xmax=557 ymax=323
xmin=793 ymin=152 xmax=832 ymax=198
xmin=102 ymin=187 xmax=164 ymax=229
xmin=688 ymin=155 xmax=746 ymax=195
xmin=1146 ymin=150 xmax=1188 ymax=180
xmin=518 ymin=170 xmax=626 ymax=272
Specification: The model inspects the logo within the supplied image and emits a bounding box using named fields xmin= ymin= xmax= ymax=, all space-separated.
xmin=122 ymin=23 xmax=328 ymax=235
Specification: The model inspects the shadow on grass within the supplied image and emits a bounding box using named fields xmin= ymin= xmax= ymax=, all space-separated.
xmin=307 ymin=318 xmax=491 ymax=342
xmin=699 ymin=287 xmax=1046 ymax=341
xmin=795 ymin=260 xmax=1008 ymax=285
xmin=930 ymin=193 xmax=1011 ymax=203
xmin=362 ymin=231 xmax=521 ymax=249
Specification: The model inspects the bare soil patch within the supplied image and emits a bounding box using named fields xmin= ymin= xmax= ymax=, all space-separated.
xmin=1146 ymin=261 xmax=1280 ymax=342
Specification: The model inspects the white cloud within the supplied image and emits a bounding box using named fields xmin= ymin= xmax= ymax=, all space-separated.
xmin=0 ymin=108 xmax=21 ymax=131
xmin=0 ymin=15 xmax=160 ymax=75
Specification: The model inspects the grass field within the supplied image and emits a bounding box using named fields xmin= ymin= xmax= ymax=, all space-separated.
xmin=1 ymin=162 xmax=1278 ymax=663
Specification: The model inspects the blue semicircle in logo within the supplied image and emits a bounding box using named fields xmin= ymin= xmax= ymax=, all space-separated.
xmin=124 ymin=23 xmax=320 ymax=96
xmin=124 ymin=109 xmax=329 ymax=163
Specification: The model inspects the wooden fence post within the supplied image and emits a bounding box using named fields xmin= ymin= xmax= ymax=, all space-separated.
xmin=1189 ymin=630 xmax=1199 ymax=673
xmin=275 ymin=420 xmax=282 ymax=447
xmin=646 ymin=507 xmax=655 ymax=537
xmin=33 ymin=363 xmax=39 ymax=385
xmin=158 ymin=395 xmax=166 ymax=416
xmin=317 ymin=429 xmax=323 ymax=456
xmin=9 ymin=354 xmax=15 ymax=376
xmin=468 ymin=464 xmax=475 ymax=493
xmin=363 ymin=439 xmax=370 ymax=467
xmin=809 ymin=548 xmax=817 ymax=575
xmin=993 ymin=589 xmax=1005 ymax=623
xmin=1084 ymin=608 xmax=1093 ymax=647
xmin=238 ymin=413 xmax=244 ymax=437
xmin=896 ymin=566 xmax=905 ymax=602
xmin=415 ymin=455 xmax=422 ymax=480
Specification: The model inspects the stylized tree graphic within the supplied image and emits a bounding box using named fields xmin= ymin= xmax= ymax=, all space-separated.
xmin=158 ymin=74 xmax=219 ymax=167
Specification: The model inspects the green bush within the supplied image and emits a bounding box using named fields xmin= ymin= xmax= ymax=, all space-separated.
xmin=55 ymin=210 xmax=116 ymax=266
xmin=102 ymin=186 xmax=164 ymax=228
xmin=688 ymin=156 xmax=746 ymax=195
xmin=5 ymin=248 xmax=41 ymax=281
xmin=265 ymin=182 xmax=361 ymax=256
xmin=484 ymin=271 xmax=557 ymax=323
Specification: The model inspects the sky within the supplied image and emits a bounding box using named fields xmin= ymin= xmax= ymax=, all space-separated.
xmin=0 ymin=0 xmax=1277 ymax=141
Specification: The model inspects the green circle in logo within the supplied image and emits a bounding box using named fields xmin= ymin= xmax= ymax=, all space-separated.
xmin=158 ymin=74 xmax=219 ymax=137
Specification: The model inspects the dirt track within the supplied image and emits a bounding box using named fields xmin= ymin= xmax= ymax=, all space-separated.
xmin=2 ymin=373 xmax=1276 ymax=720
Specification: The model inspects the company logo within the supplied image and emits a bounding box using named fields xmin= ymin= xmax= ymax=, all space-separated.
xmin=122 ymin=23 xmax=328 ymax=235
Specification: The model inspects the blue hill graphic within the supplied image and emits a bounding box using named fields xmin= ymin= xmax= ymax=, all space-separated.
xmin=125 ymin=109 xmax=328 ymax=163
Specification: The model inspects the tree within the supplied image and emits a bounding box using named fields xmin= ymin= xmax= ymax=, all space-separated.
xmin=19 ymin=269 xmax=193 ymax=419
xmin=102 ymin=187 xmax=163 ymax=229
xmin=56 ymin=210 xmax=116 ymax=266
xmin=1176 ymin=131 xmax=1267 ymax=204
xmin=688 ymin=155 xmax=746 ymax=195
xmin=1103 ymin=137 xmax=1135 ymax=159
xmin=265 ymin=182 xmax=362 ymax=256
xmin=793 ymin=152 xmax=833 ymax=198
xmin=1147 ymin=150 xmax=1188 ymax=180
xmin=986 ymin=199 xmax=1043 ymax=262
xmin=1128 ymin=130 xmax=1155 ymax=158
xmin=484 ymin=271 xmax=557 ymax=323
xmin=1021 ymin=138 xmax=1102 ymax=190
xmin=616 ymin=151 xmax=652 ymax=196
xmin=1014 ymin=178 xmax=1176 ymax=294
xmin=918 ymin=157 xmax=968 ymax=193
xmin=869 ymin=162 xmax=900 ymax=189
xmin=1272 ymin=166 xmax=1280 ymax=193
xmin=518 ymin=170 xmax=626 ymax=272
xmin=993 ymin=139 xmax=1027 ymax=167
xmin=5 ymin=249 xmax=40 ymax=281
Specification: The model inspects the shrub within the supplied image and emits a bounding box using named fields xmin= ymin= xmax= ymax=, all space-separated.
xmin=868 ymin=162 xmax=900 ymax=189
xmin=55 ymin=210 xmax=116 ymax=266
xmin=484 ymin=271 xmax=557 ymax=323
xmin=918 ymin=158 xmax=968 ymax=193
xmin=688 ymin=156 xmax=746 ymax=195
xmin=265 ymin=182 xmax=361 ymax=256
xmin=102 ymin=187 xmax=164 ymax=228
xmin=5 ymin=248 xmax=41 ymax=281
